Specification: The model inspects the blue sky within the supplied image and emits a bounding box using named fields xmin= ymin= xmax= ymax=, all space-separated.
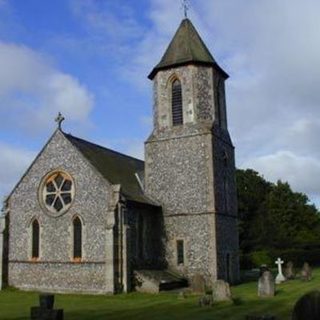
xmin=1 ymin=0 xmax=320 ymax=208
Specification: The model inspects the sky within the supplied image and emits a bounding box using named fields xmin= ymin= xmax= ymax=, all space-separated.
xmin=0 ymin=0 xmax=320 ymax=208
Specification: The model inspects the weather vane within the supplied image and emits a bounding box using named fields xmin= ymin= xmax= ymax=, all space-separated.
xmin=181 ymin=0 xmax=190 ymax=18
xmin=55 ymin=112 xmax=65 ymax=130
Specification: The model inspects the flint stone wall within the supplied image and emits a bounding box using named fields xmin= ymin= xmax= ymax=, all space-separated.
xmin=146 ymin=64 xmax=239 ymax=285
xmin=8 ymin=130 xmax=114 ymax=293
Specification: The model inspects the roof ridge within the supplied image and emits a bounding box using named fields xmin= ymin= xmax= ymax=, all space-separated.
xmin=64 ymin=133 xmax=144 ymax=164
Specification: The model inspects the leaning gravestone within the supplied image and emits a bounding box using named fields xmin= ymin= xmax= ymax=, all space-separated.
xmin=292 ymin=290 xmax=320 ymax=320
xmin=258 ymin=271 xmax=275 ymax=297
xmin=191 ymin=274 xmax=206 ymax=293
xmin=212 ymin=280 xmax=232 ymax=302
xmin=301 ymin=262 xmax=312 ymax=281
xmin=284 ymin=261 xmax=295 ymax=280
xmin=30 ymin=294 xmax=63 ymax=320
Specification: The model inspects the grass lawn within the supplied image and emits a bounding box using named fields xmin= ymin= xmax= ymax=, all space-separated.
xmin=1 ymin=269 xmax=319 ymax=320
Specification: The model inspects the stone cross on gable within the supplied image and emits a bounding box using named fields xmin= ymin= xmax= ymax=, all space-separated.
xmin=275 ymin=257 xmax=286 ymax=284
xmin=55 ymin=112 xmax=65 ymax=130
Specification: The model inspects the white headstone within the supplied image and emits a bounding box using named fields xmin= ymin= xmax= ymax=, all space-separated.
xmin=275 ymin=257 xmax=286 ymax=284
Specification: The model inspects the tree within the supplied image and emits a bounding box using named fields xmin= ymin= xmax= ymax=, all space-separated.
xmin=237 ymin=170 xmax=320 ymax=257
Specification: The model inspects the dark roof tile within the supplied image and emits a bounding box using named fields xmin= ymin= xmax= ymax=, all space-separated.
xmin=65 ymin=133 xmax=157 ymax=206
xmin=149 ymin=19 xmax=228 ymax=79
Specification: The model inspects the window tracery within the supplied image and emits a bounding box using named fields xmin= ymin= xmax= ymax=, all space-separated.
xmin=40 ymin=171 xmax=74 ymax=216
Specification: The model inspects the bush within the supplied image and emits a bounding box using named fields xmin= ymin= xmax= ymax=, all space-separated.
xmin=240 ymin=250 xmax=272 ymax=269
xmin=250 ymin=250 xmax=272 ymax=267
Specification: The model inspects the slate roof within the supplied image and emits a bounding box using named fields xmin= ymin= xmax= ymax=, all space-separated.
xmin=148 ymin=18 xmax=228 ymax=79
xmin=65 ymin=133 xmax=156 ymax=206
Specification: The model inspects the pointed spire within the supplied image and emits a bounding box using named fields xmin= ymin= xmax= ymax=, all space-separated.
xmin=148 ymin=19 xmax=228 ymax=79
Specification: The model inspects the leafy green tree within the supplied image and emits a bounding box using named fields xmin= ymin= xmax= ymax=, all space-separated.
xmin=236 ymin=169 xmax=320 ymax=258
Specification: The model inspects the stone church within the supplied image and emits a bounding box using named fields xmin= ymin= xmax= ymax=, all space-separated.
xmin=0 ymin=18 xmax=239 ymax=294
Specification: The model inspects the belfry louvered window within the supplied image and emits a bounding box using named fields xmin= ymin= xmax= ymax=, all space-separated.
xmin=32 ymin=219 xmax=40 ymax=259
xmin=172 ymin=79 xmax=183 ymax=126
xmin=73 ymin=217 xmax=82 ymax=260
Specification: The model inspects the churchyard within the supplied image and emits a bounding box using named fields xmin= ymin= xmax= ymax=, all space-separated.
xmin=0 ymin=266 xmax=319 ymax=320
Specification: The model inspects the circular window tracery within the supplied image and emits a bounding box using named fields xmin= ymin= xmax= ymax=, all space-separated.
xmin=41 ymin=171 xmax=74 ymax=216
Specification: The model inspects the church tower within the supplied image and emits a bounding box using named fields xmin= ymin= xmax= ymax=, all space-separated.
xmin=145 ymin=19 xmax=240 ymax=284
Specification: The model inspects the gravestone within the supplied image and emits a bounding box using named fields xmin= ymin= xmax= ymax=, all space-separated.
xmin=246 ymin=315 xmax=276 ymax=320
xmin=198 ymin=294 xmax=213 ymax=307
xmin=258 ymin=271 xmax=275 ymax=297
xmin=212 ymin=280 xmax=232 ymax=302
xmin=301 ymin=262 xmax=312 ymax=281
xmin=275 ymin=257 xmax=286 ymax=284
xmin=191 ymin=274 xmax=206 ymax=293
xmin=284 ymin=261 xmax=295 ymax=280
xmin=178 ymin=291 xmax=186 ymax=300
xmin=259 ymin=264 xmax=269 ymax=277
xmin=30 ymin=294 xmax=63 ymax=320
xmin=292 ymin=290 xmax=320 ymax=320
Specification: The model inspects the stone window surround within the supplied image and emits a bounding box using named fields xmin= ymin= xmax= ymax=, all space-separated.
xmin=167 ymin=73 xmax=185 ymax=127
xmin=26 ymin=214 xmax=87 ymax=263
xmin=69 ymin=214 xmax=86 ymax=263
xmin=27 ymin=217 xmax=42 ymax=262
xmin=38 ymin=169 xmax=75 ymax=218
xmin=173 ymin=236 xmax=189 ymax=271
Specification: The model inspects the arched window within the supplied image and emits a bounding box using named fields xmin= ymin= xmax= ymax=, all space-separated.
xmin=32 ymin=219 xmax=40 ymax=259
xmin=73 ymin=217 xmax=82 ymax=260
xmin=172 ymin=79 xmax=183 ymax=126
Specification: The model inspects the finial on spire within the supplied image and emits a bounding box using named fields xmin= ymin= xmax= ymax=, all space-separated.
xmin=181 ymin=0 xmax=190 ymax=18
xmin=55 ymin=112 xmax=65 ymax=130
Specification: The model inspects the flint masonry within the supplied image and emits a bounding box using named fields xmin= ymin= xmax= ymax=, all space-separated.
xmin=0 ymin=18 xmax=240 ymax=294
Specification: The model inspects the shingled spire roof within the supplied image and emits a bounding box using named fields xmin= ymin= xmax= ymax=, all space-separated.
xmin=148 ymin=18 xmax=228 ymax=79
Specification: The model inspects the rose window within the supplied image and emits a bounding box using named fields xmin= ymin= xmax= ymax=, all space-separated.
xmin=41 ymin=171 xmax=74 ymax=215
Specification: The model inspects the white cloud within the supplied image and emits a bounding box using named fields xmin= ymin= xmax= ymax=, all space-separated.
xmin=0 ymin=143 xmax=35 ymax=201
xmin=0 ymin=42 xmax=94 ymax=134
xmin=242 ymin=151 xmax=320 ymax=201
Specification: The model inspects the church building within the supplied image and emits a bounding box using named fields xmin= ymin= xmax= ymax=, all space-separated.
xmin=0 ymin=18 xmax=239 ymax=294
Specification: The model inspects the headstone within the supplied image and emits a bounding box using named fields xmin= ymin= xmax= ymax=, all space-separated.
xmin=198 ymin=294 xmax=213 ymax=307
xmin=275 ymin=257 xmax=286 ymax=284
xmin=191 ymin=274 xmax=206 ymax=293
xmin=258 ymin=271 xmax=275 ymax=297
xmin=292 ymin=290 xmax=320 ymax=320
xmin=301 ymin=262 xmax=312 ymax=281
xmin=246 ymin=315 xmax=276 ymax=320
xmin=30 ymin=294 xmax=64 ymax=320
xmin=212 ymin=280 xmax=232 ymax=302
xmin=259 ymin=264 xmax=269 ymax=277
xmin=284 ymin=261 xmax=295 ymax=280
